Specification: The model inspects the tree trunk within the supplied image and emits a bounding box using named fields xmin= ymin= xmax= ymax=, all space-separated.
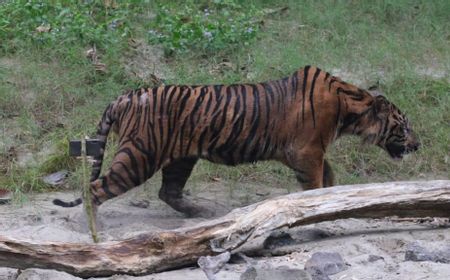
xmin=0 ymin=180 xmax=449 ymax=277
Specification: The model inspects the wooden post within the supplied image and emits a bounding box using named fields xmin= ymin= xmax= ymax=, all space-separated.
xmin=82 ymin=137 xmax=98 ymax=243
xmin=69 ymin=137 xmax=100 ymax=243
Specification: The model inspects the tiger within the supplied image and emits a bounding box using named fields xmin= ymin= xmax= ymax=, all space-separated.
xmin=53 ymin=65 xmax=420 ymax=218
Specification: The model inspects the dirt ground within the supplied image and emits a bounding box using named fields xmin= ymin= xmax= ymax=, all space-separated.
xmin=1 ymin=182 xmax=450 ymax=280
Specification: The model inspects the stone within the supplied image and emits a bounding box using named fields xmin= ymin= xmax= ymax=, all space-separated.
xmin=368 ymin=254 xmax=385 ymax=262
xmin=0 ymin=267 xmax=19 ymax=280
xmin=304 ymin=267 xmax=330 ymax=280
xmin=16 ymin=268 xmax=81 ymax=280
xmin=42 ymin=170 xmax=69 ymax=186
xmin=263 ymin=232 xmax=295 ymax=249
xmin=240 ymin=266 xmax=312 ymax=280
xmin=198 ymin=251 xmax=231 ymax=280
xmin=263 ymin=228 xmax=331 ymax=249
xmin=304 ymin=252 xmax=347 ymax=277
xmin=291 ymin=228 xmax=332 ymax=243
xmin=129 ymin=200 xmax=150 ymax=209
xmin=405 ymin=241 xmax=450 ymax=263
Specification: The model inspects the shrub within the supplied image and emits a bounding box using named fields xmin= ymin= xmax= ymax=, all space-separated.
xmin=0 ymin=0 xmax=133 ymax=51
xmin=148 ymin=0 xmax=260 ymax=55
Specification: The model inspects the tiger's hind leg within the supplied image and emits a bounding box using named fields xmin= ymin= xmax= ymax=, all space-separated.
xmin=90 ymin=144 xmax=156 ymax=206
xmin=159 ymin=157 xmax=215 ymax=218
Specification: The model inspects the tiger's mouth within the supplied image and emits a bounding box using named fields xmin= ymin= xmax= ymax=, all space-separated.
xmin=385 ymin=142 xmax=407 ymax=160
xmin=385 ymin=141 xmax=420 ymax=160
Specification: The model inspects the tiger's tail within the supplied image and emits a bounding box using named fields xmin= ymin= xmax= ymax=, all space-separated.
xmin=53 ymin=102 xmax=116 ymax=207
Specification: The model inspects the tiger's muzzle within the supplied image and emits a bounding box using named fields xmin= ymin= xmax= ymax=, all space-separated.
xmin=386 ymin=139 xmax=420 ymax=160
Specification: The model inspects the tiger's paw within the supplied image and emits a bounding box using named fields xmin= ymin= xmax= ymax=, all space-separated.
xmin=184 ymin=205 xmax=216 ymax=218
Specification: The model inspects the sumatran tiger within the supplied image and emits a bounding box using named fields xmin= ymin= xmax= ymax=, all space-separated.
xmin=53 ymin=65 xmax=420 ymax=218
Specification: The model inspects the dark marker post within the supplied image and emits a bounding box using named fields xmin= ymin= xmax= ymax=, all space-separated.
xmin=69 ymin=138 xmax=102 ymax=243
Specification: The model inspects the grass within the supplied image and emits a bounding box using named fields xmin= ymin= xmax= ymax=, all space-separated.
xmin=0 ymin=0 xmax=448 ymax=199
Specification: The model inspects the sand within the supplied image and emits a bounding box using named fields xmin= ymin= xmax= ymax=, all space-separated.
xmin=1 ymin=182 xmax=449 ymax=280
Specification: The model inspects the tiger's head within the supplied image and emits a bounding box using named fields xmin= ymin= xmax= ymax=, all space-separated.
xmin=369 ymin=95 xmax=420 ymax=160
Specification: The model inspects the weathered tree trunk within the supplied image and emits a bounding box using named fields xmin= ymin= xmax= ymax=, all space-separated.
xmin=0 ymin=180 xmax=449 ymax=277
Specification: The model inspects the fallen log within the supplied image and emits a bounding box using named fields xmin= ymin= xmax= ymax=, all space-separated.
xmin=0 ymin=180 xmax=449 ymax=277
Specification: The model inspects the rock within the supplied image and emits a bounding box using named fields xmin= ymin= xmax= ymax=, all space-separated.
xmin=16 ymin=268 xmax=81 ymax=280
xmin=129 ymin=200 xmax=150 ymax=209
xmin=291 ymin=228 xmax=331 ymax=242
xmin=405 ymin=241 xmax=450 ymax=263
xmin=304 ymin=267 xmax=330 ymax=280
xmin=240 ymin=266 xmax=312 ymax=280
xmin=368 ymin=254 xmax=385 ymax=262
xmin=263 ymin=228 xmax=331 ymax=249
xmin=235 ymin=253 xmax=258 ymax=265
xmin=42 ymin=170 xmax=69 ymax=186
xmin=198 ymin=251 xmax=231 ymax=280
xmin=304 ymin=252 xmax=347 ymax=277
xmin=0 ymin=267 xmax=19 ymax=280
xmin=263 ymin=232 xmax=295 ymax=249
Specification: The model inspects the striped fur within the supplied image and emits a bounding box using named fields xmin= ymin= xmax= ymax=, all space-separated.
xmin=53 ymin=66 xmax=419 ymax=216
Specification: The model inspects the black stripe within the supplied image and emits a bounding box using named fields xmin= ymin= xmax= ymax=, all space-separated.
xmin=302 ymin=66 xmax=310 ymax=123
xmin=216 ymin=86 xmax=246 ymax=163
xmin=165 ymin=86 xmax=182 ymax=156
xmin=242 ymin=84 xmax=261 ymax=160
xmin=274 ymin=80 xmax=283 ymax=114
xmin=320 ymin=134 xmax=326 ymax=152
xmin=290 ymin=71 xmax=298 ymax=98
xmin=336 ymin=88 xmax=341 ymax=126
xmin=231 ymin=86 xmax=241 ymax=123
xmin=147 ymin=117 xmax=158 ymax=154
xmin=309 ymin=68 xmax=321 ymax=128
xmin=184 ymin=87 xmax=207 ymax=154
xmin=177 ymin=89 xmax=193 ymax=156
xmin=108 ymin=170 xmax=130 ymax=193
xmin=209 ymin=87 xmax=232 ymax=145
xmin=142 ymin=89 xmax=150 ymax=133
xmin=101 ymin=177 xmax=116 ymax=198
xmin=328 ymin=78 xmax=338 ymax=91
xmin=380 ymin=117 xmax=390 ymax=138
xmin=324 ymin=71 xmax=330 ymax=82
xmin=118 ymin=91 xmax=133 ymax=126
xmin=214 ymin=85 xmax=222 ymax=95
xmin=341 ymin=112 xmax=361 ymax=132
xmin=151 ymin=87 xmax=158 ymax=127
xmin=165 ymin=86 xmax=177 ymax=136
xmin=262 ymin=86 xmax=271 ymax=141
xmin=158 ymin=87 xmax=169 ymax=152
xmin=341 ymin=89 xmax=365 ymax=101
xmin=204 ymin=87 xmax=213 ymax=114
xmin=117 ymin=147 xmax=141 ymax=186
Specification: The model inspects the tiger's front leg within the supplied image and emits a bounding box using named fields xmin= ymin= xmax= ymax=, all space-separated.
xmin=285 ymin=148 xmax=326 ymax=190
xmin=159 ymin=158 xmax=216 ymax=218
xmin=322 ymin=159 xmax=335 ymax=187
xmin=294 ymin=159 xmax=335 ymax=189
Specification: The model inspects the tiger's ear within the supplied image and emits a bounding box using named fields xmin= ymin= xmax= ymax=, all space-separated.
xmin=372 ymin=95 xmax=390 ymax=116
xmin=368 ymin=83 xmax=384 ymax=97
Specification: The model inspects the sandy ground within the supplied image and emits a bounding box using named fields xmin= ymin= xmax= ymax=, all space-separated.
xmin=1 ymin=182 xmax=449 ymax=280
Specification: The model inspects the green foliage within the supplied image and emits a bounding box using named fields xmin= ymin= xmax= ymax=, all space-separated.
xmin=0 ymin=0 xmax=448 ymax=197
xmin=39 ymin=138 xmax=78 ymax=174
xmin=0 ymin=0 xmax=133 ymax=52
xmin=148 ymin=0 xmax=260 ymax=55
xmin=5 ymin=164 xmax=48 ymax=193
